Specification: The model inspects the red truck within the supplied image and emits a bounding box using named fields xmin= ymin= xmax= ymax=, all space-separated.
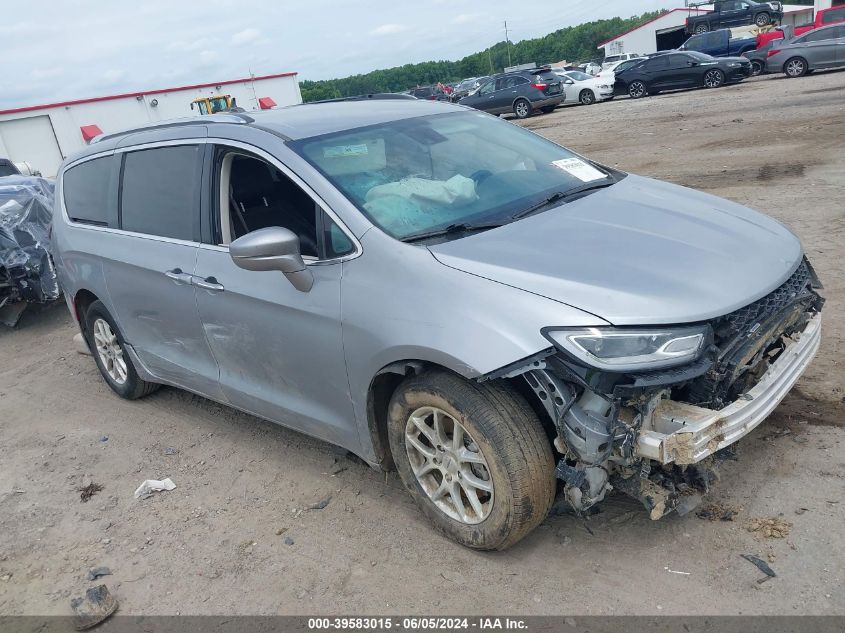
xmin=756 ymin=4 xmax=845 ymax=48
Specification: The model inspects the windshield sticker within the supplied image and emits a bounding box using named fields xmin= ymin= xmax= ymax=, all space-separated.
xmin=551 ymin=158 xmax=607 ymax=182
xmin=323 ymin=144 xmax=369 ymax=159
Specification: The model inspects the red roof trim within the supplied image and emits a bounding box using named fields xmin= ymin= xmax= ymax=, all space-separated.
xmin=0 ymin=71 xmax=298 ymax=116
xmin=80 ymin=124 xmax=103 ymax=142
xmin=597 ymin=8 xmax=708 ymax=48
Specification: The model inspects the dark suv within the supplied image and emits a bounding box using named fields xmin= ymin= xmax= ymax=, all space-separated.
xmin=458 ymin=68 xmax=564 ymax=119
xmin=410 ymin=86 xmax=450 ymax=101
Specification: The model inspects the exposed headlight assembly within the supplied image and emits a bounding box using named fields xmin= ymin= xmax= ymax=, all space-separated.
xmin=543 ymin=325 xmax=708 ymax=372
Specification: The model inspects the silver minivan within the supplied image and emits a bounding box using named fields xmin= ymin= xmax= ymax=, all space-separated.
xmin=53 ymin=100 xmax=824 ymax=550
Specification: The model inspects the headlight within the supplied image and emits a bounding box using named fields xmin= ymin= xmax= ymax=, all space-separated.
xmin=599 ymin=84 xmax=612 ymax=89
xmin=543 ymin=326 xmax=708 ymax=372
xmin=728 ymin=62 xmax=741 ymax=67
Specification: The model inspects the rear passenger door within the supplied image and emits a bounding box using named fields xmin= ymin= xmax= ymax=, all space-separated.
xmin=799 ymin=27 xmax=840 ymax=67
xmin=103 ymin=138 xmax=223 ymax=399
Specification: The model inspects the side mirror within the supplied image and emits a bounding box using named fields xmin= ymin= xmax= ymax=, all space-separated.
xmin=564 ymin=79 xmax=575 ymax=85
xmin=688 ymin=61 xmax=699 ymax=66
xmin=229 ymin=226 xmax=314 ymax=292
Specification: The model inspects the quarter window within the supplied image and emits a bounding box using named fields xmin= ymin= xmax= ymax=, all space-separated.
xmin=63 ymin=156 xmax=113 ymax=226
xmin=822 ymin=8 xmax=845 ymax=23
xmin=120 ymin=145 xmax=201 ymax=240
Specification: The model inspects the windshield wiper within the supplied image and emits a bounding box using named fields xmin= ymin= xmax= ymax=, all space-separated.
xmin=401 ymin=221 xmax=504 ymax=243
xmin=510 ymin=180 xmax=615 ymax=221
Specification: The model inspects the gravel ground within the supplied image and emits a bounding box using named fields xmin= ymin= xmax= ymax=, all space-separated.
xmin=1 ymin=69 xmax=843 ymax=616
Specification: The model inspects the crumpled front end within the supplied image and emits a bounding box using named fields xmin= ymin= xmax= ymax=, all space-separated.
xmin=484 ymin=257 xmax=824 ymax=519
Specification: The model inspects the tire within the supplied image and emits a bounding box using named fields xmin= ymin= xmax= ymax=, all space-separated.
xmin=579 ymin=89 xmax=596 ymax=105
xmin=540 ymin=105 xmax=556 ymax=114
xmin=751 ymin=60 xmax=764 ymax=76
xmin=704 ymin=68 xmax=725 ymax=88
xmin=512 ymin=98 xmax=532 ymax=119
xmin=755 ymin=12 xmax=771 ymax=27
xmin=628 ymin=80 xmax=647 ymax=99
xmin=85 ymin=300 xmax=160 ymax=400
xmin=387 ymin=370 xmax=555 ymax=550
xmin=694 ymin=23 xmax=709 ymax=34
xmin=784 ymin=56 xmax=808 ymax=78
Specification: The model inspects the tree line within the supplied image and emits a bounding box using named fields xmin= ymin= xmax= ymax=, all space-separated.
xmin=299 ymin=10 xmax=664 ymax=102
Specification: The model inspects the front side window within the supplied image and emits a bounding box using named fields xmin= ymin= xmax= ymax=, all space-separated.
xmin=478 ymin=81 xmax=495 ymax=95
xmin=291 ymin=111 xmax=620 ymax=242
xmin=823 ymin=8 xmax=845 ymax=23
xmin=63 ymin=156 xmax=113 ymax=226
xmin=120 ymin=145 xmax=201 ymax=240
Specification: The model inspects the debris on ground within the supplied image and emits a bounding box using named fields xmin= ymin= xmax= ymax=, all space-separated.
xmin=696 ymin=502 xmax=741 ymax=521
xmin=163 ymin=447 xmax=179 ymax=456
xmin=78 ymin=483 xmax=104 ymax=503
xmin=307 ymin=494 xmax=332 ymax=510
xmin=86 ymin=567 xmax=112 ymax=581
xmin=133 ymin=478 xmax=176 ymax=499
xmin=275 ymin=527 xmax=288 ymax=536
xmin=746 ymin=516 xmax=792 ymax=539
xmin=664 ymin=566 xmax=691 ymax=576
xmin=70 ymin=584 xmax=118 ymax=630
xmin=741 ymin=554 xmax=777 ymax=583
xmin=795 ymin=507 xmax=809 ymax=515
xmin=761 ymin=428 xmax=792 ymax=441
xmin=284 ymin=537 xmax=295 ymax=546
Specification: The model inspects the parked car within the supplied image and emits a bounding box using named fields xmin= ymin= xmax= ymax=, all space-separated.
xmin=451 ymin=76 xmax=488 ymax=101
xmin=577 ymin=62 xmax=602 ymax=76
xmin=0 ymin=159 xmax=21 ymax=178
xmin=765 ymin=23 xmax=845 ymax=77
xmin=410 ymin=86 xmax=450 ymax=101
xmin=601 ymin=52 xmax=643 ymax=69
xmin=742 ymin=40 xmax=778 ymax=74
xmin=757 ymin=4 xmax=845 ymax=48
xmin=680 ymin=28 xmax=757 ymax=57
xmin=685 ymin=0 xmax=783 ymax=35
xmin=614 ymin=51 xmax=752 ymax=98
xmin=556 ymin=70 xmax=614 ymax=105
xmin=53 ymin=101 xmax=824 ymax=550
xmin=458 ymin=68 xmax=564 ymax=118
xmin=596 ymin=57 xmax=648 ymax=82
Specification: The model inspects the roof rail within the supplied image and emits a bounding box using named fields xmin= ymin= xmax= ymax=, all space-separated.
xmin=91 ymin=113 xmax=249 ymax=144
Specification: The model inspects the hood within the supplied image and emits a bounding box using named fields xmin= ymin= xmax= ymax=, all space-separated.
xmin=429 ymin=175 xmax=802 ymax=326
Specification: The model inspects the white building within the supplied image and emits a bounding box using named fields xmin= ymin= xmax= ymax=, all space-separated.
xmin=0 ymin=71 xmax=302 ymax=177
xmin=598 ymin=4 xmax=819 ymax=58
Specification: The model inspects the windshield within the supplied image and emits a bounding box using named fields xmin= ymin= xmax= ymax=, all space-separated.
xmin=210 ymin=97 xmax=230 ymax=113
xmin=566 ymin=71 xmax=593 ymax=81
xmin=291 ymin=111 xmax=619 ymax=241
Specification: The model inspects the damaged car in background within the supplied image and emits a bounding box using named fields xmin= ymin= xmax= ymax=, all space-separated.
xmin=52 ymin=101 xmax=823 ymax=550
xmin=0 ymin=176 xmax=58 ymax=326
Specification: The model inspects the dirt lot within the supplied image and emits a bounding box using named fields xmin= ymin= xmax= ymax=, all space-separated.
xmin=1 ymin=70 xmax=844 ymax=616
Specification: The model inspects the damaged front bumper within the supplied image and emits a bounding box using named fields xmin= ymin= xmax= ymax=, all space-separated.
xmin=638 ymin=312 xmax=821 ymax=465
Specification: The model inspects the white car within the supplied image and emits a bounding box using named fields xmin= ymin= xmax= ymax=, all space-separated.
xmin=601 ymin=52 xmax=643 ymax=70
xmin=596 ymin=57 xmax=648 ymax=84
xmin=556 ymin=70 xmax=615 ymax=105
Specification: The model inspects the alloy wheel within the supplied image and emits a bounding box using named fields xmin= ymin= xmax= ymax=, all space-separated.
xmin=628 ymin=81 xmax=646 ymax=98
xmin=580 ymin=90 xmax=595 ymax=105
xmin=514 ymin=100 xmax=530 ymax=118
xmin=92 ymin=318 xmax=128 ymax=385
xmin=404 ymin=406 xmax=494 ymax=524
xmin=704 ymin=69 xmax=724 ymax=88
xmin=786 ymin=59 xmax=805 ymax=77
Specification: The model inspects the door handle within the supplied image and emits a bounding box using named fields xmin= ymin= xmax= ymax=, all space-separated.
xmin=192 ymin=276 xmax=225 ymax=292
xmin=164 ymin=269 xmax=193 ymax=284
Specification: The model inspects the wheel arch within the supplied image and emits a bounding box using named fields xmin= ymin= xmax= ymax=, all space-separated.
xmin=73 ymin=288 xmax=101 ymax=332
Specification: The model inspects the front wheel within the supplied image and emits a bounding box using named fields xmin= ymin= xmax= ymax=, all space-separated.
xmin=755 ymin=11 xmax=771 ymax=26
xmin=512 ymin=98 xmax=532 ymax=119
xmin=751 ymin=59 xmax=764 ymax=76
xmin=387 ymin=371 xmax=556 ymax=550
xmin=784 ymin=57 xmax=808 ymax=77
xmin=694 ymin=23 xmax=709 ymax=34
xmin=704 ymin=68 xmax=725 ymax=88
xmin=85 ymin=301 xmax=160 ymax=400
xmin=628 ymin=80 xmax=647 ymax=99
xmin=579 ymin=89 xmax=596 ymax=105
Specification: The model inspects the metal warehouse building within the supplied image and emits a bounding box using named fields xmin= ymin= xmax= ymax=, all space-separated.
xmin=0 ymin=72 xmax=301 ymax=177
xmin=598 ymin=2 xmax=826 ymax=57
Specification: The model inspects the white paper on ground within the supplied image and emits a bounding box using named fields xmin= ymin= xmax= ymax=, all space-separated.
xmin=134 ymin=478 xmax=176 ymax=499
xmin=551 ymin=158 xmax=608 ymax=182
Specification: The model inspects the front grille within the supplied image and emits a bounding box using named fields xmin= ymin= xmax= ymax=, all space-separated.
xmin=711 ymin=259 xmax=813 ymax=348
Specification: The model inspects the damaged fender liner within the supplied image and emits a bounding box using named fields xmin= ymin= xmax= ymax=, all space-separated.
xmin=638 ymin=313 xmax=821 ymax=464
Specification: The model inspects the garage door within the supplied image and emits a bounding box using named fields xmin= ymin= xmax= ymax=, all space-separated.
xmin=0 ymin=115 xmax=64 ymax=178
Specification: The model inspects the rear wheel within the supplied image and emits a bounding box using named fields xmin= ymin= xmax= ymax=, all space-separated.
xmin=85 ymin=301 xmax=159 ymax=400
xmin=579 ymin=89 xmax=596 ymax=105
xmin=628 ymin=80 xmax=647 ymax=99
xmin=755 ymin=11 xmax=771 ymax=27
xmin=387 ymin=371 xmax=556 ymax=550
xmin=784 ymin=56 xmax=808 ymax=78
xmin=694 ymin=23 xmax=709 ymax=34
xmin=750 ymin=59 xmax=764 ymax=76
xmin=704 ymin=68 xmax=725 ymax=88
xmin=513 ymin=98 xmax=532 ymax=119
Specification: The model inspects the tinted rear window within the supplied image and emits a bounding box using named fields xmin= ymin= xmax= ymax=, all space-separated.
xmin=120 ymin=145 xmax=200 ymax=240
xmin=63 ymin=156 xmax=113 ymax=225
xmin=535 ymin=71 xmax=559 ymax=82
xmin=822 ymin=7 xmax=845 ymax=23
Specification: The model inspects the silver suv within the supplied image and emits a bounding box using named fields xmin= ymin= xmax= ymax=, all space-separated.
xmin=53 ymin=100 xmax=823 ymax=550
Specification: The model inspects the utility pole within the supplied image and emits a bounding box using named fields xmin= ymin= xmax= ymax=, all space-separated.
xmin=504 ymin=20 xmax=512 ymax=67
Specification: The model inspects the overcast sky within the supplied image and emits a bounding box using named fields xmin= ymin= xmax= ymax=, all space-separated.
xmin=0 ymin=0 xmax=680 ymax=109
